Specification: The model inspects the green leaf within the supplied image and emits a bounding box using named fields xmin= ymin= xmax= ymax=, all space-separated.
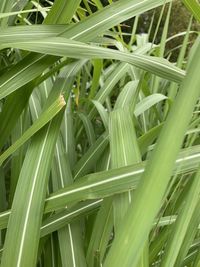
xmin=44 ymin=144 xmax=200 ymax=213
xmin=52 ymin=136 xmax=87 ymax=267
xmin=73 ymin=132 xmax=109 ymax=179
xmin=1 ymin=144 xmax=200 ymax=231
xmin=138 ymin=124 xmax=163 ymax=155
xmin=109 ymin=108 xmax=141 ymax=168
xmin=45 ymin=0 xmax=82 ymax=24
xmin=0 ymin=8 xmax=50 ymax=20
xmin=135 ymin=94 xmax=168 ymax=117
xmin=78 ymin=112 xmax=96 ymax=146
xmin=109 ymin=107 xmax=147 ymax=265
xmin=0 ymin=95 xmax=65 ymax=166
xmin=0 ymin=0 xmax=17 ymax=25
xmin=89 ymin=59 xmax=103 ymax=99
xmin=103 ymin=37 xmax=200 ymax=267
xmin=1 ymin=111 xmax=65 ymax=267
xmin=41 ymin=200 xmax=102 ymax=238
xmin=161 ymin=167 xmax=200 ymax=266
xmin=114 ymin=81 xmax=139 ymax=110
xmin=86 ymin=198 xmax=113 ymax=267
xmin=61 ymin=0 xmax=173 ymax=42
xmin=182 ymin=0 xmax=200 ymax=22
xmin=0 ymin=25 xmax=67 ymax=44
xmin=92 ymin=100 xmax=109 ymax=129
xmin=0 ymin=84 xmax=33 ymax=149
xmin=3 ymin=37 xmax=185 ymax=83
xmin=89 ymin=62 xmax=130 ymax=119
xmin=0 ymin=53 xmax=56 ymax=101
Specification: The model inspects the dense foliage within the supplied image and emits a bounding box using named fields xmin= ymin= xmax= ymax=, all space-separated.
xmin=0 ymin=0 xmax=200 ymax=267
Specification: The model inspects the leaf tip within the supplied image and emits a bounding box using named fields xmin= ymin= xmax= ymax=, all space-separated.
xmin=59 ymin=94 xmax=66 ymax=107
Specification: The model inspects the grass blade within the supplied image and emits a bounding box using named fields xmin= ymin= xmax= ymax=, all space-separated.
xmin=0 ymin=96 xmax=65 ymax=166
xmin=1 ymin=108 xmax=65 ymax=267
xmin=4 ymin=37 xmax=185 ymax=83
xmin=104 ymin=37 xmax=200 ymax=267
